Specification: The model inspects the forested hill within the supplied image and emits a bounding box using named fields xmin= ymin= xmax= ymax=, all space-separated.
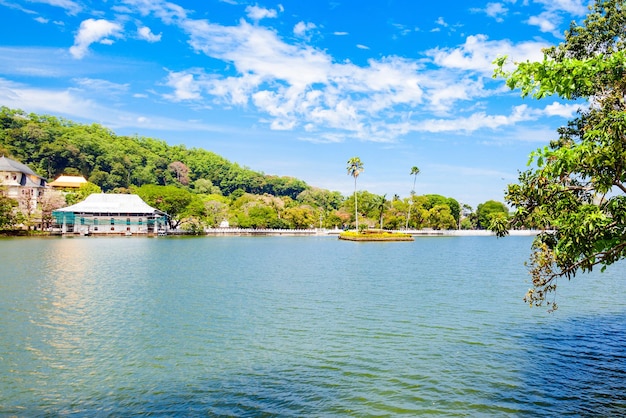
xmin=0 ymin=106 xmax=310 ymax=199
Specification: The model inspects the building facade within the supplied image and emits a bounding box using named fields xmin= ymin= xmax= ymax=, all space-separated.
xmin=0 ymin=155 xmax=47 ymax=207
xmin=52 ymin=193 xmax=169 ymax=235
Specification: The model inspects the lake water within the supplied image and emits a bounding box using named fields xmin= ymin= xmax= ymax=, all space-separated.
xmin=1 ymin=236 xmax=625 ymax=416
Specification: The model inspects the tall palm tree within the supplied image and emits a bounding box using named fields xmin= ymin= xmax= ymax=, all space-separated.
xmin=346 ymin=157 xmax=364 ymax=231
xmin=406 ymin=166 xmax=420 ymax=229
xmin=378 ymin=193 xmax=387 ymax=229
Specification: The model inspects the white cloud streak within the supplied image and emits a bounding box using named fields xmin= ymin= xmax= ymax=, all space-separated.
xmin=0 ymin=77 xmax=233 ymax=133
xmin=30 ymin=0 xmax=81 ymax=15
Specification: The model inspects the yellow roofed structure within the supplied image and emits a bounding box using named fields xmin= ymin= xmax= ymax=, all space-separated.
xmin=49 ymin=175 xmax=88 ymax=189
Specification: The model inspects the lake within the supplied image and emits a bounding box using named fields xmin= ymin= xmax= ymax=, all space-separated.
xmin=1 ymin=235 xmax=625 ymax=416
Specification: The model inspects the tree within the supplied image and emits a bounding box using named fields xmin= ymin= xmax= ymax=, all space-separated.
xmin=135 ymin=184 xmax=193 ymax=229
xmin=406 ymin=166 xmax=420 ymax=229
xmin=39 ymin=190 xmax=66 ymax=229
xmin=202 ymin=194 xmax=230 ymax=227
xmin=346 ymin=157 xmax=364 ymax=231
xmin=426 ymin=204 xmax=457 ymax=230
xmin=377 ymin=194 xmax=388 ymax=229
xmin=492 ymin=0 xmax=626 ymax=310
xmin=283 ymin=206 xmax=317 ymax=229
xmin=0 ymin=193 xmax=18 ymax=229
xmin=65 ymin=182 xmax=102 ymax=205
xmin=194 ymin=178 xmax=221 ymax=195
xmin=168 ymin=161 xmax=190 ymax=186
xmin=476 ymin=200 xmax=509 ymax=230
xmin=460 ymin=204 xmax=474 ymax=229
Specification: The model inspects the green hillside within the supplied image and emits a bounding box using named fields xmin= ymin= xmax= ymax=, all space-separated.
xmin=0 ymin=106 xmax=308 ymax=199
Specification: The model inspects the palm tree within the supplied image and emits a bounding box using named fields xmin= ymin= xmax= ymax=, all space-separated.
xmin=406 ymin=166 xmax=420 ymax=229
xmin=346 ymin=157 xmax=364 ymax=231
xmin=378 ymin=193 xmax=387 ymax=229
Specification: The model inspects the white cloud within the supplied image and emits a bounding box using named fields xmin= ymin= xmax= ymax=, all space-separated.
xmin=69 ymin=19 xmax=123 ymax=59
xmin=73 ymin=78 xmax=130 ymax=95
xmin=356 ymin=44 xmax=369 ymax=50
xmin=35 ymin=16 xmax=48 ymax=23
xmin=527 ymin=0 xmax=587 ymax=35
xmin=427 ymin=34 xmax=549 ymax=74
xmin=484 ymin=3 xmax=509 ymax=22
xmin=435 ymin=17 xmax=448 ymax=27
xmin=0 ymin=77 xmax=232 ymax=133
xmin=543 ymin=101 xmax=581 ymax=118
xmin=137 ymin=26 xmax=162 ymax=42
xmin=527 ymin=11 xmax=559 ymax=34
xmin=205 ymin=73 xmax=262 ymax=106
xmin=412 ymin=105 xmax=536 ymax=133
xmin=419 ymin=75 xmax=486 ymax=115
xmin=0 ymin=46 xmax=139 ymax=78
xmin=245 ymin=5 xmax=278 ymax=21
xmin=0 ymin=77 xmax=96 ymax=117
xmin=333 ymin=31 xmax=349 ymax=36
xmin=170 ymin=18 xmax=430 ymax=136
xmin=163 ymin=71 xmax=202 ymax=101
xmin=534 ymin=0 xmax=587 ymax=15
xmin=119 ymin=1 xmax=559 ymax=142
xmin=293 ymin=21 xmax=316 ymax=38
xmin=391 ymin=22 xmax=415 ymax=36
xmin=175 ymin=18 xmax=539 ymax=137
xmin=184 ymin=19 xmax=331 ymax=87
xmin=122 ymin=0 xmax=188 ymax=25
xmin=31 ymin=0 xmax=81 ymax=15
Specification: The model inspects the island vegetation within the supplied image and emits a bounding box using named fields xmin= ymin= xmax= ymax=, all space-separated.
xmin=0 ymin=106 xmax=509 ymax=233
xmin=339 ymin=229 xmax=414 ymax=242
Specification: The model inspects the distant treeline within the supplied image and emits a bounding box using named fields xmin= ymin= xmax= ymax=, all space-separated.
xmin=0 ymin=106 xmax=508 ymax=231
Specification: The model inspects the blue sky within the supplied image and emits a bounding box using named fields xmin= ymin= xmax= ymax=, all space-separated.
xmin=0 ymin=0 xmax=588 ymax=208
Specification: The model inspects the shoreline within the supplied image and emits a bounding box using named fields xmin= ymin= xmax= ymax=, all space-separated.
xmin=1 ymin=228 xmax=543 ymax=238
xmin=203 ymin=228 xmax=542 ymax=237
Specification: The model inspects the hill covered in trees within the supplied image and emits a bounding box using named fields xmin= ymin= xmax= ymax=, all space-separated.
xmin=0 ymin=106 xmax=507 ymax=231
xmin=0 ymin=106 xmax=308 ymax=199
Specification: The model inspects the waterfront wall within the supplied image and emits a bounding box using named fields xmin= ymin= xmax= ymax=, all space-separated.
xmin=203 ymin=228 xmax=542 ymax=237
xmin=205 ymin=228 xmax=322 ymax=236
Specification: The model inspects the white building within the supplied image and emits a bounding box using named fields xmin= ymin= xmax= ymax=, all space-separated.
xmin=53 ymin=193 xmax=169 ymax=235
xmin=0 ymin=155 xmax=47 ymax=212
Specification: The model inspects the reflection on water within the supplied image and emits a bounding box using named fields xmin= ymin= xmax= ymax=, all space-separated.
xmin=0 ymin=236 xmax=625 ymax=416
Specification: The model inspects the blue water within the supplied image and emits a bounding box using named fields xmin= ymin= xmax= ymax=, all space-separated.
xmin=0 ymin=236 xmax=625 ymax=416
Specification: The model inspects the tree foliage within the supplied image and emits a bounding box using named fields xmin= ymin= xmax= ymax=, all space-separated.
xmin=0 ymin=106 xmax=310 ymax=199
xmin=0 ymin=192 xmax=18 ymax=229
xmin=134 ymin=184 xmax=194 ymax=229
xmin=476 ymin=200 xmax=509 ymax=229
xmin=493 ymin=0 xmax=626 ymax=310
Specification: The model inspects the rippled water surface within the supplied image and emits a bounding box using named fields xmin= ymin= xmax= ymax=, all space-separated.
xmin=1 ymin=236 xmax=625 ymax=416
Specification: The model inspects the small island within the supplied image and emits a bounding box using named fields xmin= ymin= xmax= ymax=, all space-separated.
xmin=339 ymin=229 xmax=414 ymax=242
